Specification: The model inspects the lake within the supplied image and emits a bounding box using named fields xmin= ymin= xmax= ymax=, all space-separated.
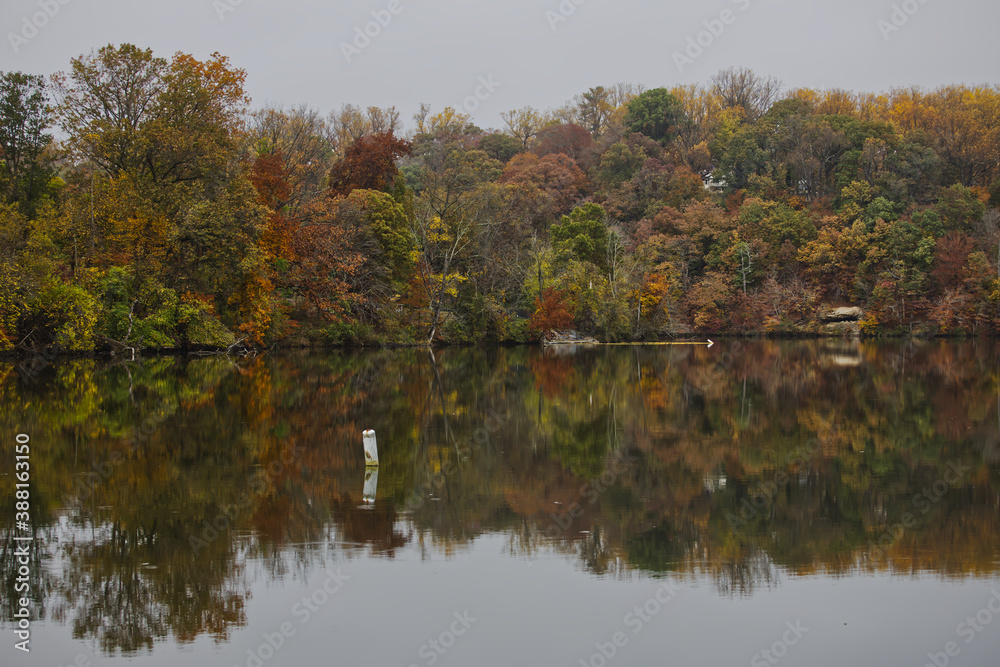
xmin=2 ymin=340 xmax=1000 ymax=666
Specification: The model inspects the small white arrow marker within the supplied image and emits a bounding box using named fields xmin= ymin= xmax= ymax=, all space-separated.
xmin=707 ymin=339 xmax=714 ymax=348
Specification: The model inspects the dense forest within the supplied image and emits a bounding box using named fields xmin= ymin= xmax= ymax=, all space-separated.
xmin=1 ymin=44 xmax=999 ymax=351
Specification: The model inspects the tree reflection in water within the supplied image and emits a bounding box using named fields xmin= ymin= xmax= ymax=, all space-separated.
xmin=2 ymin=340 xmax=1000 ymax=653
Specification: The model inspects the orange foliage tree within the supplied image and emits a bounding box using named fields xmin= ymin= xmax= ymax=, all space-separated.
xmin=528 ymin=287 xmax=576 ymax=340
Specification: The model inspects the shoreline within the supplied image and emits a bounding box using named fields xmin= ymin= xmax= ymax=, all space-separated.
xmin=1 ymin=331 xmax=994 ymax=361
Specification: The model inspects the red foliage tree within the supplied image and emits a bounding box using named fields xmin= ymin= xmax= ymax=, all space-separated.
xmin=290 ymin=198 xmax=365 ymax=321
xmin=499 ymin=153 xmax=591 ymax=225
xmin=528 ymin=287 xmax=576 ymax=340
xmin=932 ymin=231 xmax=974 ymax=292
xmin=532 ymin=123 xmax=596 ymax=167
xmin=328 ymin=131 xmax=411 ymax=197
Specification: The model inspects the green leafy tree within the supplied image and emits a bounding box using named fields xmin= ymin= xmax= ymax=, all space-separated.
xmin=935 ymin=184 xmax=986 ymax=231
xmin=716 ymin=126 xmax=770 ymax=191
xmin=625 ymin=88 xmax=686 ymax=145
xmin=596 ymin=140 xmax=648 ymax=190
xmin=0 ymin=71 xmax=54 ymax=215
xmin=478 ymin=133 xmax=523 ymax=163
xmin=551 ymin=203 xmax=609 ymax=270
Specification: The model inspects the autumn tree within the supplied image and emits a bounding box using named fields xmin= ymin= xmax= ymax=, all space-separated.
xmin=669 ymin=84 xmax=722 ymax=176
xmin=52 ymin=45 xmax=167 ymax=177
xmin=529 ymin=287 xmax=575 ymax=339
xmin=289 ymin=196 xmax=364 ymax=324
xmin=247 ymin=105 xmax=333 ymax=215
xmin=53 ymin=45 xmax=249 ymax=186
xmin=327 ymin=104 xmax=401 ymax=155
xmin=596 ymin=137 xmax=651 ymax=190
xmin=328 ymin=131 xmax=412 ymax=198
xmin=248 ymin=151 xmax=295 ymax=262
xmin=532 ymin=123 xmax=596 ymax=167
xmin=772 ymin=115 xmax=850 ymax=200
xmin=499 ymin=152 xmax=590 ymax=226
xmin=422 ymin=106 xmax=480 ymax=138
xmin=332 ymin=188 xmax=413 ymax=292
xmin=605 ymin=159 xmax=706 ymax=222
xmin=575 ymin=86 xmax=613 ymax=140
xmin=500 ymin=106 xmax=543 ymax=148
xmin=452 ymin=182 xmax=538 ymax=340
xmin=709 ymin=67 xmax=781 ymax=122
xmin=635 ymin=251 xmax=683 ymax=335
xmin=932 ymin=231 xmax=974 ymax=292
xmin=409 ymin=205 xmax=475 ymax=344
xmin=49 ymin=44 xmax=274 ymax=347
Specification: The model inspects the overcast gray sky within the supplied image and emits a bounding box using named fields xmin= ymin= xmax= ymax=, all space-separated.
xmin=1 ymin=0 xmax=997 ymax=131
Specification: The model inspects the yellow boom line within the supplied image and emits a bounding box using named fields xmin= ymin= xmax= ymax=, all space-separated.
xmin=601 ymin=340 xmax=714 ymax=348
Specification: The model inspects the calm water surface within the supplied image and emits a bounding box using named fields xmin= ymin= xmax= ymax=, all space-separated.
xmin=2 ymin=340 xmax=1000 ymax=666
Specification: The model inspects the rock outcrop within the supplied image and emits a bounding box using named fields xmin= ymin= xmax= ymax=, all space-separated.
xmin=817 ymin=306 xmax=863 ymax=337
xmin=543 ymin=330 xmax=599 ymax=346
xmin=819 ymin=306 xmax=864 ymax=323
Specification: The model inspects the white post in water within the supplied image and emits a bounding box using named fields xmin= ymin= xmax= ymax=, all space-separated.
xmin=363 ymin=429 xmax=379 ymax=467
xmin=363 ymin=468 xmax=378 ymax=504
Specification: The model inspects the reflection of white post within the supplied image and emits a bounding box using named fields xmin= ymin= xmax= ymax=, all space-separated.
xmin=363 ymin=429 xmax=379 ymax=467
xmin=363 ymin=468 xmax=378 ymax=504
